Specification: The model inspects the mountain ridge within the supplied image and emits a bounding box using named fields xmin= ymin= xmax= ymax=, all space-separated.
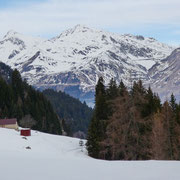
xmin=0 ymin=25 xmax=176 ymax=105
xmin=148 ymin=48 xmax=180 ymax=101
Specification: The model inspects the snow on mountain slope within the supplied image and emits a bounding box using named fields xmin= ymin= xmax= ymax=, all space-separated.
xmin=148 ymin=48 xmax=180 ymax=101
xmin=0 ymin=128 xmax=180 ymax=180
xmin=0 ymin=30 xmax=44 ymax=68
xmin=0 ymin=25 xmax=174 ymax=105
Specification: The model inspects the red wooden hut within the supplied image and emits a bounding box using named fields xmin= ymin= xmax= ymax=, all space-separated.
xmin=20 ymin=129 xmax=31 ymax=136
xmin=0 ymin=118 xmax=19 ymax=130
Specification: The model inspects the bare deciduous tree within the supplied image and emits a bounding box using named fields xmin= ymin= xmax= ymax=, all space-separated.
xmin=19 ymin=114 xmax=36 ymax=128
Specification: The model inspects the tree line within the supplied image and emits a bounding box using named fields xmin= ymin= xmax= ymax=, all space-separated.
xmin=43 ymin=89 xmax=93 ymax=137
xmin=87 ymin=77 xmax=180 ymax=160
xmin=0 ymin=67 xmax=62 ymax=134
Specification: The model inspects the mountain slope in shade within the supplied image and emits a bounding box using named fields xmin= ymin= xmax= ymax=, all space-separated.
xmin=148 ymin=48 xmax=180 ymax=101
xmin=43 ymin=89 xmax=93 ymax=137
xmin=0 ymin=25 xmax=174 ymax=105
xmin=0 ymin=62 xmax=12 ymax=83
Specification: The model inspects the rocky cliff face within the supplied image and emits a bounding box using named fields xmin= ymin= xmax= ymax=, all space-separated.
xmin=0 ymin=25 xmax=176 ymax=105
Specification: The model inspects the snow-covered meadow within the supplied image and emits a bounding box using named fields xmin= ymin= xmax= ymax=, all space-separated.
xmin=0 ymin=128 xmax=180 ymax=180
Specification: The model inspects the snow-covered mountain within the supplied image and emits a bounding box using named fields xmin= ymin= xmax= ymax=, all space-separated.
xmin=148 ymin=48 xmax=180 ymax=101
xmin=0 ymin=25 xmax=175 ymax=105
xmin=1 ymin=128 xmax=180 ymax=180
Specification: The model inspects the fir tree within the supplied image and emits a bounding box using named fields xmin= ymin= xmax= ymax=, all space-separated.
xmin=106 ymin=78 xmax=118 ymax=100
xmin=142 ymin=87 xmax=160 ymax=117
xmin=87 ymin=77 xmax=109 ymax=158
xmin=11 ymin=69 xmax=24 ymax=101
xmin=118 ymin=80 xmax=127 ymax=97
xmin=170 ymin=93 xmax=176 ymax=112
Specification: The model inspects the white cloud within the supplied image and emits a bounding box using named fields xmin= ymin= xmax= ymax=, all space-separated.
xmin=0 ymin=0 xmax=180 ymax=41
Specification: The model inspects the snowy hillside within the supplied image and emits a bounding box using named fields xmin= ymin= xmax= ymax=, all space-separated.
xmin=0 ymin=25 xmax=175 ymax=105
xmin=0 ymin=128 xmax=180 ymax=180
xmin=148 ymin=48 xmax=180 ymax=101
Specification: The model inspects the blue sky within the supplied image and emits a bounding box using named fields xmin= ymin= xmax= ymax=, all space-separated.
xmin=0 ymin=0 xmax=180 ymax=46
xmin=0 ymin=0 xmax=41 ymax=8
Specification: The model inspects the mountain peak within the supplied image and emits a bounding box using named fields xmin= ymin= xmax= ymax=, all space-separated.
xmin=3 ymin=30 xmax=20 ymax=39
xmin=53 ymin=24 xmax=96 ymax=40
xmin=0 ymin=25 xmax=176 ymax=105
xmin=66 ymin=24 xmax=94 ymax=35
xmin=73 ymin=24 xmax=91 ymax=31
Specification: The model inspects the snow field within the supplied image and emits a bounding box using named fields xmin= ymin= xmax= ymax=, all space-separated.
xmin=0 ymin=128 xmax=180 ymax=180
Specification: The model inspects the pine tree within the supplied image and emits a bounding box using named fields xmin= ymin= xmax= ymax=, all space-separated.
xmin=176 ymin=103 xmax=180 ymax=124
xmin=118 ymin=80 xmax=127 ymax=97
xmin=94 ymin=77 xmax=108 ymax=122
xmin=106 ymin=78 xmax=118 ymax=100
xmin=161 ymin=101 xmax=174 ymax=159
xmin=142 ymin=86 xmax=160 ymax=117
xmin=87 ymin=77 xmax=109 ymax=158
xmin=86 ymin=116 xmax=101 ymax=158
xmin=131 ymin=80 xmax=146 ymax=98
xmin=11 ymin=69 xmax=24 ymax=101
xmin=153 ymin=93 xmax=161 ymax=112
xmin=170 ymin=93 xmax=176 ymax=112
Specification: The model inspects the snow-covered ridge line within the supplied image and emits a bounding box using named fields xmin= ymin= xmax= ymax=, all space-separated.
xmin=0 ymin=25 xmax=175 ymax=105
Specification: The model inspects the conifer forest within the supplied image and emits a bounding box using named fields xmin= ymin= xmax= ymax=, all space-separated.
xmin=87 ymin=77 xmax=180 ymax=160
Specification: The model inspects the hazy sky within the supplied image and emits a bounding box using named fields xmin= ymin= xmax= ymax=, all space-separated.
xmin=0 ymin=0 xmax=180 ymax=46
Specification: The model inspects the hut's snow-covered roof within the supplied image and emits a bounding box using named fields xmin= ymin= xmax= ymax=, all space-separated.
xmin=0 ymin=119 xmax=17 ymax=125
